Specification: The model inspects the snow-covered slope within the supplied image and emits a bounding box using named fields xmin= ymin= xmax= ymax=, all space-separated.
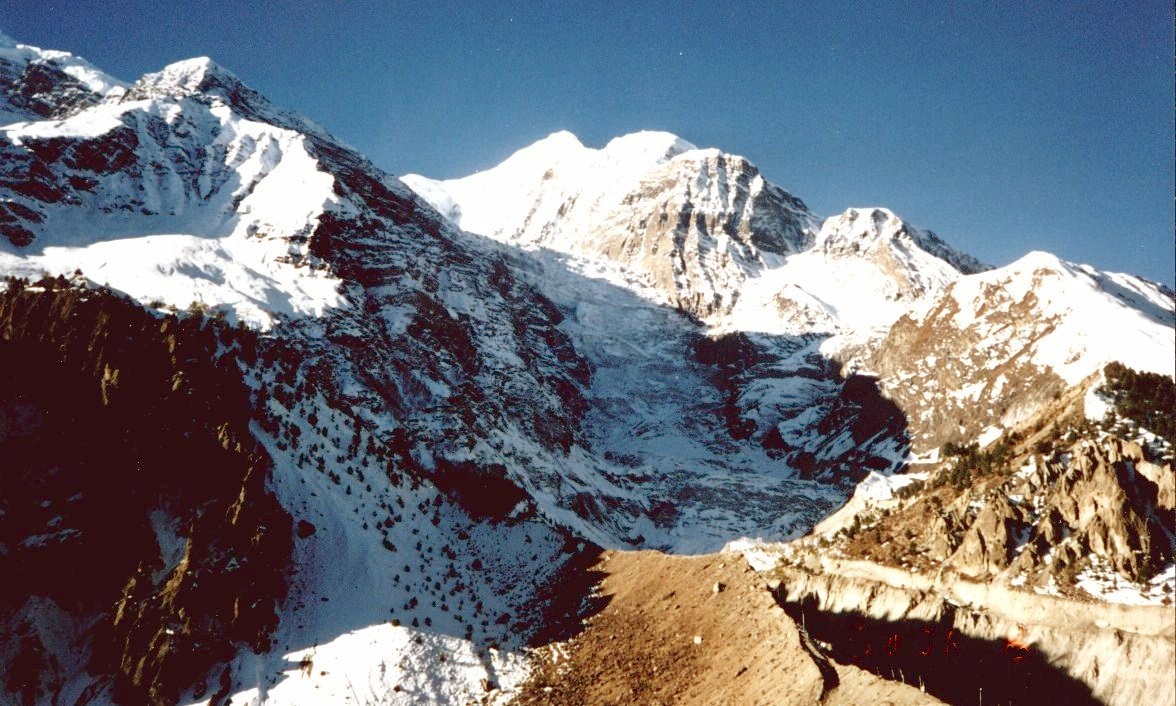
xmin=0 ymin=31 xmax=124 ymax=124
xmin=0 ymin=37 xmax=602 ymax=706
xmin=405 ymin=131 xmax=817 ymax=321
xmin=938 ymin=251 xmax=1174 ymax=384
xmin=404 ymin=130 xmax=698 ymax=240
xmin=726 ymin=207 xmax=986 ymax=339
xmin=871 ymin=251 xmax=1175 ymax=451
xmin=405 ymin=133 xmax=985 ymax=347
xmin=0 ymin=56 xmax=345 ymax=327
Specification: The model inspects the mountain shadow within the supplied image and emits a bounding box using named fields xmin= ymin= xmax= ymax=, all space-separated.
xmin=780 ymin=596 xmax=1099 ymax=706
xmin=0 ymin=280 xmax=289 ymax=706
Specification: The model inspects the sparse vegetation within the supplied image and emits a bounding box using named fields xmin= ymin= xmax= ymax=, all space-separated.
xmin=936 ymin=439 xmax=1012 ymax=488
xmin=1101 ymin=362 xmax=1176 ymax=443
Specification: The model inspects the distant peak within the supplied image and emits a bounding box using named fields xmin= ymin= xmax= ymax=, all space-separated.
xmin=842 ymin=207 xmax=900 ymax=225
xmin=820 ymin=207 xmax=906 ymax=243
xmin=0 ymin=32 xmax=126 ymax=95
xmin=127 ymin=56 xmax=249 ymax=102
xmin=165 ymin=56 xmax=224 ymax=75
xmin=818 ymin=207 xmax=987 ymax=274
xmin=538 ymin=129 xmax=584 ymax=147
xmin=602 ymin=130 xmax=697 ymax=164
xmin=1009 ymin=250 xmax=1069 ymax=273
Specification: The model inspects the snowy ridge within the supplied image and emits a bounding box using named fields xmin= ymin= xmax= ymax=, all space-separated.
xmin=405 ymin=134 xmax=986 ymax=340
xmin=403 ymin=130 xmax=696 ymax=242
xmin=0 ymin=32 xmax=126 ymax=124
xmin=721 ymin=206 xmax=986 ymax=342
xmin=127 ymin=56 xmax=241 ymax=101
xmin=405 ymin=131 xmax=817 ymax=321
xmin=0 ymin=89 xmax=346 ymax=327
xmin=815 ymin=206 xmax=986 ymax=275
xmin=870 ymin=250 xmax=1175 ymax=451
xmin=0 ymin=45 xmax=391 ymax=329
xmin=0 ymin=32 xmax=126 ymax=98
xmin=938 ymin=251 xmax=1174 ymax=383
xmin=725 ymin=207 xmax=975 ymax=340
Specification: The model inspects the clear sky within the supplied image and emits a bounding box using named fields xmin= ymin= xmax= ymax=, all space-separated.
xmin=3 ymin=1 xmax=1172 ymax=283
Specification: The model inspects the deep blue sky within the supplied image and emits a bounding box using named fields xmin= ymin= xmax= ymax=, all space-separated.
xmin=3 ymin=1 xmax=1172 ymax=283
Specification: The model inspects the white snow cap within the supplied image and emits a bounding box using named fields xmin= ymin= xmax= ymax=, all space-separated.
xmin=129 ymin=56 xmax=245 ymax=101
xmin=402 ymin=129 xmax=705 ymax=239
xmin=817 ymin=207 xmax=904 ymax=245
xmin=0 ymin=30 xmax=127 ymax=96
xmin=487 ymin=129 xmax=697 ymax=175
xmin=528 ymin=129 xmax=584 ymax=151
xmin=600 ymin=130 xmax=697 ymax=164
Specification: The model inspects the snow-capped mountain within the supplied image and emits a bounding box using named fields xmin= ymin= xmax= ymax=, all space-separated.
xmin=0 ymin=32 xmax=125 ymax=124
xmin=405 ymin=130 xmax=817 ymax=321
xmin=406 ymin=133 xmax=1172 ymax=461
xmin=405 ymin=133 xmax=991 ymax=352
xmin=871 ymin=250 xmax=1175 ymax=451
xmin=0 ymin=35 xmax=886 ymax=706
xmin=0 ymin=55 xmax=348 ymax=324
xmin=1 ymin=31 xmax=1172 ymax=706
xmin=722 ymin=206 xmax=986 ymax=342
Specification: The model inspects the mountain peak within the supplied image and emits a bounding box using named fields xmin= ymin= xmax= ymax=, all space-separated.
xmin=817 ymin=207 xmax=987 ymax=275
xmin=0 ymin=33 xmax=126 ymax=108
xmin=498 ymin=129 xmax=587 ymax=168
xmin=601 ymin=130 xmax=697 ymax=164
xmin=819 ymin=207 xmax=902 ymax=240
xmin=1010 ymin=250 xmax=1068 ymax=273
xmin=127 ymin=56 xmax=246 ymax=102
xmin=536 ymin=129 xmax=584 ymax=148
xmin=119 ymin=55 xmax=331 ymax=141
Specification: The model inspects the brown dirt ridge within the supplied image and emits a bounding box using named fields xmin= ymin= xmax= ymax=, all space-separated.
xmin=512 ymin=550 xmax=940 ymax=706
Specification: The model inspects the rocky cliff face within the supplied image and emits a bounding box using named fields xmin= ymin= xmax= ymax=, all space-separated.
xmin=585 ymin=149 xmax=814 ymax=319
xmin=943 ymin=436 xmax=1173 ymax=588
xmin=753 ymin=382 xmax=1175 ymax=705
xmin=801 ymin=384 xmax=1175 ymax=601
xmin=0 ymin=281 xmax=290 ymax=706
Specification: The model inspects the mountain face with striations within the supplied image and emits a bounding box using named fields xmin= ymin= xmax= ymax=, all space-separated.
xmin=0 ymin=33 xmax=1172 ymax=706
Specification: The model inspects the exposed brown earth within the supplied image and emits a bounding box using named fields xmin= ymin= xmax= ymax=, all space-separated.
xmin=512 ymin=550 xmax=941 ymax=706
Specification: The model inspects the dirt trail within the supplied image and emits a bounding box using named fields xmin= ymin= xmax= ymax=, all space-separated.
xmin=512 ymin=550 xmax=940 ymax=705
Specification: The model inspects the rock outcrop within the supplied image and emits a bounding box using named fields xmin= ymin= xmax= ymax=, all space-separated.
xmin=0 ymin=282 xmax=290 ymax=706
xmin=770 ymin=559 xmax=1174 ymax=706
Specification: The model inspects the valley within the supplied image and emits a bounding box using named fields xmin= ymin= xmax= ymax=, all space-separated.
xmin=0 ymin=30 xmax=1172 ymax=706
